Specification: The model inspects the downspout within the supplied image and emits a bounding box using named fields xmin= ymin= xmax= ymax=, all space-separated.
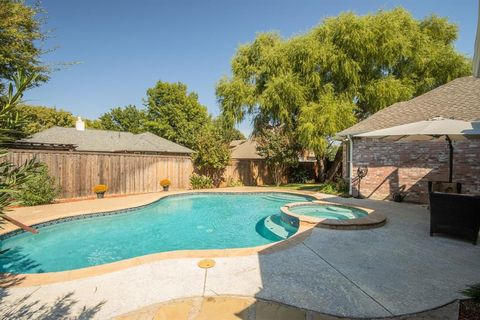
xmin=347 ymin=135 xmax=353 ymax=196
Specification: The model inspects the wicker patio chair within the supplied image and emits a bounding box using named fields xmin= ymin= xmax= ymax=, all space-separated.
xmin=428 ymin=181 xmax=462 ymax=194
xmin=429 ymin=192 xmax=480 ymax=245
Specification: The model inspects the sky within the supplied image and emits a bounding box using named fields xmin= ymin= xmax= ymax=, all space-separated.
xmin=25 ymin=0 xmax=478 ymax=135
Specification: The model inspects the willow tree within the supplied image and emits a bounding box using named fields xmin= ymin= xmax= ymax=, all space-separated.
xmin=216 ymin=8 xmax=470 ymax=180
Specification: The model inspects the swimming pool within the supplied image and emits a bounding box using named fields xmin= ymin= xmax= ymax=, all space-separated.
xmin=0 ymin=192 xmax=312 ymax=274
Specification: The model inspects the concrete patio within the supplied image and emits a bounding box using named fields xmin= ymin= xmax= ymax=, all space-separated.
xmin=0 ymin=190 xmax=479 ymax=319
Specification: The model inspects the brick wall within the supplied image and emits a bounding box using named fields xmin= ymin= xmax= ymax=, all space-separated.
xmin=343 ymin=139 xmax=480 ymax=203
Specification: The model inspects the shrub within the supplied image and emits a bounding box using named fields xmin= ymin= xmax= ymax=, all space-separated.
xmin=288 ymin=167 xmax=309 ymax=184
xmin=462 ymin=283 xmax=480 ymax=300
xmin=190 ymin=174 xmax=214 ymax=189
xmin=318 ymin=179 xmax=349 ymax=195
xmin=160 ymin=179 xmax=171 ymax=187
xmin=16 ymin=164 xmax=59 ymax=206
xmin=93 ymin=184 xmax=108 ymax=194
xmin=225 ymin=178 xmax=244 ymax=187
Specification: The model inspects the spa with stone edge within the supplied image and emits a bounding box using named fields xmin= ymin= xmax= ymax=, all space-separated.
xmin=280 ymin=201 xmax=386 ymax=229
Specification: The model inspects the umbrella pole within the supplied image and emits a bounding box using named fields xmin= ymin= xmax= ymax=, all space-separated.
xmin=446 ymin=135 xmax=453 ymax=183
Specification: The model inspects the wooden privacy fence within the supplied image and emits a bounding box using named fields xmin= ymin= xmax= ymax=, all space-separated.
xmin=222 ymin=159 xmax=317 ymax=186
xmin=7 ymin=149 xmax=194 ymax=199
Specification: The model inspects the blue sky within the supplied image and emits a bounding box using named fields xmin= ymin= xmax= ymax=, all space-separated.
xmin=25 ymin=0 xmax=478 ymax=135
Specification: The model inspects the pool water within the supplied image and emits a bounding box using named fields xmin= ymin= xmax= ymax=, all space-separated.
xmin=289 ymin=204 xmax=367 ymax=220
xmin=0 ymin=192 xmax=311 ymax=274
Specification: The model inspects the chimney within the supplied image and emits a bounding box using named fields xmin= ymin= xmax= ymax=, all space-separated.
xmin=76 ymin=116 xmax=85 ymax=131
xmin=474 ymin=0 xmax=480 ymax=77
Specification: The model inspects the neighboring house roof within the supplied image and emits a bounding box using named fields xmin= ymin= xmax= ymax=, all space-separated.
xmin=338 ymin=76 xmax=480 ymax=136
xmin=20 ymin=127 xmax=194 ymax=154
xmin=230 ymin=139 xmax=263 ymax=160
xmin=229 ymin=139 xmax=245 ymax=149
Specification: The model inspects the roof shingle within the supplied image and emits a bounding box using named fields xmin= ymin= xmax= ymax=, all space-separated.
xmin=21 ymin=127 xmax=194 ymax=154
xmin=338 ymin=76 xmax=480 ymax=136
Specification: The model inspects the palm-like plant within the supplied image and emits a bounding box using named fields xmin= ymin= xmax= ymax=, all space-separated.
xmin=0 ymin=71 xmax=42 ymax=221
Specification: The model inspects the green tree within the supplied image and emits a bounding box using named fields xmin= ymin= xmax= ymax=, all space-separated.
xmin=16 ymin=105 xmax=76 ymax=135
xmin=0 ymin=0 xmax=48 ymax=92
xmin=145 ymin=81 xmax=209 ymax=149
xmin=96 ymin=105 xmax=147 ymax=133
xmin=217 ymin=8 xmax=471 ymax=179
xmin=193 ymin=124 xmax=230 ymax=186
xmin=297 ymin=85 xmax=356 ymax=178
xmin=212 ymin=115 xmax=245 ymax=142
xmin=1 ymin=72 xmax=42 ymax=220
xmin=256 ymin=127 xmax=299 ymax=186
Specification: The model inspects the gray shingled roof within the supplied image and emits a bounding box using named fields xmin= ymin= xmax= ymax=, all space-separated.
xmin=21 ymin=127 xmax=194 ymax=154
xmin=230 ymin=139 xmax=264 ymax=159
xmin=338 ymin=76 xmax=480 ymax=136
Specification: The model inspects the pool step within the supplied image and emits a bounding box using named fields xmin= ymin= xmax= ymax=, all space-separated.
xmin=258 ymin=214 xmax=297 ymax=241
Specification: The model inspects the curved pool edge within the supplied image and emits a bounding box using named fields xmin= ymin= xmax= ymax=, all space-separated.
xmin=0 ymin=224 xmax=315 ymax=288
xmin=1 ymin=188 xmax=319 ymax=287
xmin=280 ymin=200 xmax=387 ymax=230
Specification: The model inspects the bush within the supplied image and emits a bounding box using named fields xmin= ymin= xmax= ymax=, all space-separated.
xmin=225 ymin=178 xmax=243 ymax=187
xmin=462 ymin=283 xmax=480 ymax=300
xmin=190 ymin=174 xmax=214 ymax=189
xmin=288 ymin=167 xmax=309 ymax=184
xmin=16 ymin=164 xmax=59 ymax=206
xmin=318 ymin=179 xmax=349 ymax=195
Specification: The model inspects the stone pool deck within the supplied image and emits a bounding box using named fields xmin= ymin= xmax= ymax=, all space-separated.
xmin=1 ymin=188 xmax=479 ymax=319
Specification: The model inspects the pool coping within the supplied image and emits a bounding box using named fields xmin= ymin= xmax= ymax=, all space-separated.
xmin=0 ymin=188 xmax=320 ymax=287
xmin=280 ymin=200 xmax=387 ymax=230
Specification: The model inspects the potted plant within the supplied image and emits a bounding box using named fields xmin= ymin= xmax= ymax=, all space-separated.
xmin=160 ymin=179 xmax=171 ymax=192
xmin=93 ymin=184 xmax=108 ymax=199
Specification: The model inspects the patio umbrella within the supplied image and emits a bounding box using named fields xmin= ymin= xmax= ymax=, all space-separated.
xmin=354 ymin=118 xmax=480 ymax=182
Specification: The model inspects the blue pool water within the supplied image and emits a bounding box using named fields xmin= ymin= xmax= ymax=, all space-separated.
xmin=0 ymin=192 xmax=311 ymax=273
xmin=289 ymin=204 xmax=367 ymax=220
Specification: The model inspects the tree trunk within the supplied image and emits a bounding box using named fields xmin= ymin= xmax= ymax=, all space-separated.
xmin=325 ymin=145 xmax=343 ymax=182
xmin=317 ymin=156 xmax=327 ymax=182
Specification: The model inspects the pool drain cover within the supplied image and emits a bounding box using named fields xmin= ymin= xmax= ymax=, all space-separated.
xmin=198 ymin=259 xmax=215 ymax=269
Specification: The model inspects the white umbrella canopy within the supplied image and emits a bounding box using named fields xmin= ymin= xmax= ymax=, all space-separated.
xmin=353 ymin=118 xmax=480 ymax=183
xmin=355 ymin=118 xmax=480 ymax=141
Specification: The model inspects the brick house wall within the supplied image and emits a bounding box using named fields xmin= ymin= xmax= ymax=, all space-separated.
xmin=343 ymin=139 xmax=480 ymax=203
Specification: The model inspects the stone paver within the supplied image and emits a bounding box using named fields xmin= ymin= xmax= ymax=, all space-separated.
xmin=1 ymin=189 xmax=479 ymax=319
xmin=113 ymin=296 xmax=460 ymax=320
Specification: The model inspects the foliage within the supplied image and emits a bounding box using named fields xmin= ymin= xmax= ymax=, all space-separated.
xmin=93 ymin=184 xmax=108 ymax=194
xmin=96 ymin=105 xmax=147 ymax=133
xmin=193 ymin=124 xmax=230 ymax=184
xmin=190 ymin=174 xmax=214 ymax=189
xmin=317 ymin=179 xmax=349 ymax=195
xmin=16 ymin=164 xmax=59 ymax=206
xmin=462 ymin=283 xmax=480 ymax=300
xmin=145 ymin=81 xmax=209 ymax=149
xmin=256 ymin=127 xmax=299 ymax=186
xmin=1 ymin=71 xmax=42 ymax=218
xmin=0 ymin=0 xmax=48 ymax=92
xmin=212 ymin=115 xmax=245 ymax=142
xmin=288 ymin=167 xmax=309 ymax=184
xmin=160 ymin=179 xmax=171 ymax=187
xmin=16 ymin=105 xmax=76 ymax=135
xmin=217 ymin=8 xmax=471 ymax=178
xmin=297 ymin=85 xmax=356 ymax=159
xmin=225 ymin=178 xmax=244 ymax=187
